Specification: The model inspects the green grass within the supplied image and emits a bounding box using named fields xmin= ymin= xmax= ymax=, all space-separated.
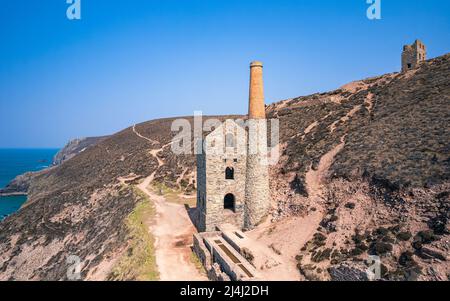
xmin=151 ymin=182 xmax=197 ymax=207
xmin=108 ymin=187 xmax=159 ymax=281
xmin=190 ymin=252 xmax=207 ymax=276
xmin=152 ymin=181 xmax=174 ymax=195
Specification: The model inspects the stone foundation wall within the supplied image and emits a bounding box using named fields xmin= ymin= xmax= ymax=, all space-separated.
xmin=207 ymin=263 xmax=231 ymax=281
xmin=203 ymin=236 xmax=257 ymax=281
xmin=193 ymin=233 xmax=231 ymax=281
xmin=193 ymin=233 xmax=211 ymax=267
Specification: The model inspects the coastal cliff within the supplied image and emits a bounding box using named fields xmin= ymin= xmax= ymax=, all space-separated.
xmin=52 ymin=136 xmax=108 ymax=166
xmin=0 ymin=137 xmax=107 ymax=197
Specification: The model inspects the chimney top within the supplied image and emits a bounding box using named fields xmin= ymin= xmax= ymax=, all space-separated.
xmin=250 ymin=61 xmax=263 ymax=68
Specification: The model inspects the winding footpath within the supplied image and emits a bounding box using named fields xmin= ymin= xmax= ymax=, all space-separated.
xmin=132 ymin=125 xmax=207 ymax=281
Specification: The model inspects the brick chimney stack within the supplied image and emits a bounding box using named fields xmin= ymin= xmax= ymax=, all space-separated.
xmin=248 ymin=61 xmax=266 ymax=119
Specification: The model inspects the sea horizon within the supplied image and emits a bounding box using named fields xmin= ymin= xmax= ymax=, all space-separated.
xmin=0 ymin=147 xmax=61 ymax=150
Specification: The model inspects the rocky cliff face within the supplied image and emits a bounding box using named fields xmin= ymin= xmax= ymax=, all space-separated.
xmin=0 ymin=54 xmax=448 ymax=281
xmin=52 ymin=136 xmax=108 ymax=166
xmin=0 ymin=172 xmax=38 ymax=196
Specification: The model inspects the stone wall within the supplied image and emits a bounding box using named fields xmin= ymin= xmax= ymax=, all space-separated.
xmin=193 ymin=233 xmax=231 ymax=281
xmin=207 ymin=263 xmax=231 ymax=281
xmin=193 ymin=233 xmax=212 ymax=267
xmin=196 ymin=120 xmax=248 ymax=232
xmin=202 ymin=235 xmax=257 ymax=281
xmin=196 ymin=152 xmax=207 ymax=231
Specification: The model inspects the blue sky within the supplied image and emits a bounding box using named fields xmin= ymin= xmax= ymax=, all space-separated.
xmin=0 ymin=0 xmax=449 ymax=148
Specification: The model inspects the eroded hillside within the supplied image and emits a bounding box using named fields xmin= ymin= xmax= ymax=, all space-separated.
xmin=262 ymin=53 xmax=450 ymax=281
xmin=0 ymin=54 xmax=448 ymax=281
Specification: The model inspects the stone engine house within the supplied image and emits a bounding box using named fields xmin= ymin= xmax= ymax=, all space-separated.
xmin=196 ymin=61 xmax=270 ymax=232
xmin=196 ymin=120 xmax=248 ymax=232
xmin=402 ymin=39 xmax=427 ymax=72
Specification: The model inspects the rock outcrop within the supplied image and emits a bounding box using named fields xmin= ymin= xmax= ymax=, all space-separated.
xmin=0 ymin=172 xmax=36 ymax=196
xmin=52 ymin=136 xmax=108 ymax=166
xmin=328 ymin=263 xmax=369 ymax=281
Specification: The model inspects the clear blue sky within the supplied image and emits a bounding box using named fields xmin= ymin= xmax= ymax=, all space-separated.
xmin=0 ymin=0 xmax=449 ymax=148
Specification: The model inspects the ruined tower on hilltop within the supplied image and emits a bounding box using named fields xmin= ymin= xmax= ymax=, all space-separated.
xmin=402 ymin=39 xmax=427 ymax=72
xmin=196 ymin=61 xmax=270 ymax=232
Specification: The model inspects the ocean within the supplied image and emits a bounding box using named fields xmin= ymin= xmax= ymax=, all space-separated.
xmin=0 ymin=149 xmax=59 ymax=221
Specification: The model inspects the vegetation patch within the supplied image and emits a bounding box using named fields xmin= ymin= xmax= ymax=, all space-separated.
xmin=398 ymin=251 xmax=416 ymax=267
xmin=312 ymin=248 xmax=332 ymax=263
xmin=388 ymin=264 xmax=422 ymax=281
xmin=108 ymin=188 xmax=159 ymax=281
xmin=190 ymin=252 xmax=207 ymax=276
xmin=396 ymin=231 xmax=412 ymax=241
xmin=344 ymin=202 xmax=356 ymax=209
xmin=369 ymin=241 xmax=393 ymax=256
xmin=297 ymin=264 xmax=321 ymax=281
xmin=152 ymin=182 xmax=196 ymax=207
xmin=414 ymin=230 xmax=439 ymax=245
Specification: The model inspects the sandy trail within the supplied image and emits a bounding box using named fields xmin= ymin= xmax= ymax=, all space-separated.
xmin=249 ymin=136 xmax=347 ymax=280
xmin=133 ymin=127 xmax=207 ymax=281
xmin=329 ymin=105 xmax=362 ymax=133
xmin=150 ymin=149 xmax=164 ymax=167
xmin=137 ymin=175 xmax=206 ymax=281
xmin=365 ymin=92 xmax=375 ymax=113
xmin=248 ymin=213 xmax=322 ymax=280
xmin=133 ymin=124 xmax=159 ymax=145
xmin=305 ymin=136 xmax=346 ymax=199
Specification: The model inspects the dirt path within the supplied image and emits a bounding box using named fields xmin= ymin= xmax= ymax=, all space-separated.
xmin=329 ymin=105 xmax=362 ymax=133
xmin=300 ymin=121 xmax=319 ymax=140
xmin=305 ymin=136 xmax=346 ymax=199
xmin=150 ymin=149 xmax=165 ymax=167
xmin=248 ymin=136 xmax=347 ymax=280
xmin=137 ymin=175 xmax=206 ymax=281
xmin=132 ymin=126 xmax=207 ymax=281
xmin=248 ymin=213 xmax=322 ymax=280
xmin=365 ymin=92 xmax=375 ymax=113
xmin=132 ymin=124 xmax=160 ymax=145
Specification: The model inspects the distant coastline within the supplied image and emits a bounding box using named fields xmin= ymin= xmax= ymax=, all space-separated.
xmin=0 ymin=192 xmax=27 ymax=197
xmin=0 ymin=149 xmax=59 ymax=220
xmin=0 ymin=137 xmax=107 ymax=220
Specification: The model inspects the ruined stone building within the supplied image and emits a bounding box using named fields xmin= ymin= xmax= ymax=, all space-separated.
xmin=402 ymin=39 xmax=427 ymax=72
xmin=196 ymin=61 xmax=270 ymax=232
